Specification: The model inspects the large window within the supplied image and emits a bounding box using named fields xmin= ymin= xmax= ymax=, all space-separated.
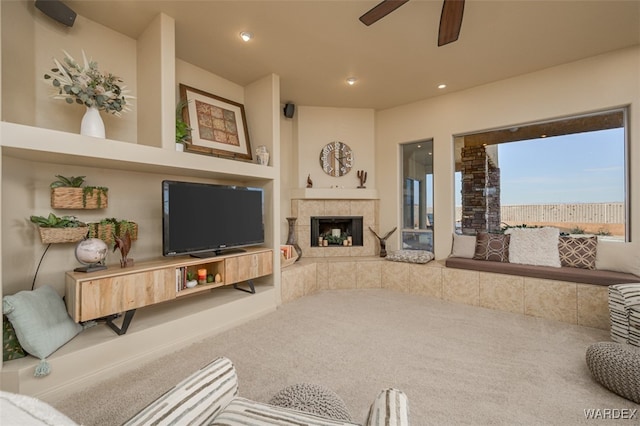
xmin=454 ymin=109 xmax=628 ymax=241
xmin=402 ymin=140 xmax=434 ymax=251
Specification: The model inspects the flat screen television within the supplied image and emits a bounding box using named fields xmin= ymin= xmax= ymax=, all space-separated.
xmin=162 ymin=180 xmax=264 ymax=257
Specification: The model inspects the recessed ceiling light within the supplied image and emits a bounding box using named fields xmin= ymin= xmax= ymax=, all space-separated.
xmin=240 ymin=31 xmax=253 ymax=42
xmin=438 ymin=84 xmax=447 ymax=89
xmin=346 ymin=77 xmax=357 ymax=86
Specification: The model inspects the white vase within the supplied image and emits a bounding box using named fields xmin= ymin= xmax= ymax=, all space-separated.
xmin=175 ymin=143 xmax=184 ymax=152
xmin=80 ymin=106 xmax=106 ymax=138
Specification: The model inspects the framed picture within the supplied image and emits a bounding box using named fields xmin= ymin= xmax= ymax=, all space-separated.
xmin=179 ymin=84 xmax=252 ymax=160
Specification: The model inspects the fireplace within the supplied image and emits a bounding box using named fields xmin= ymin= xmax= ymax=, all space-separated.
xmin=311 ymin=216 xmax=363 ymax=247
xmin=291 ymin=198 xmax=378 ymax=257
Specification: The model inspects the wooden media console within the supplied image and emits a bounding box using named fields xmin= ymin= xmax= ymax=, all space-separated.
xmin=65 ymin=247 xmax=273 ymax=334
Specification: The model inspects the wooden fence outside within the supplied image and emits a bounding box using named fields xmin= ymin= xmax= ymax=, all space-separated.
xmin=454 ymin=202 xmax=625 ymax=224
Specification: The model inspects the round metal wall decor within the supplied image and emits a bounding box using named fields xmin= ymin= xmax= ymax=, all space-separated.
xmin=319 ymin=141 xmax=354 ymax=177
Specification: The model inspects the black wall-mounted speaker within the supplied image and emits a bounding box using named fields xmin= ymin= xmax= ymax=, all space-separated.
xmin=35 ymin=0 xmax=77 ymax=27
xmin=284 ymin=103 xmax=295 ymax=119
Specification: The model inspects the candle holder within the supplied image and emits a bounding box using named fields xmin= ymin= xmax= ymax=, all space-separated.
xmin=197 ymin=268 xmax=207 ymax=285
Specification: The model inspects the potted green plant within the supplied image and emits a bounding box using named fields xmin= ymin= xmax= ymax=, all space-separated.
xmin=29 ymin=213 xmax=87 ymax=244
xmin=87 ymin=217 xmax=138 ymax=245
xmin=50 ymin=174 xmax=109 ymax=209
xmin=175 ymin=99 xmax=192 ymax=151
xmin=185 ymin=272 xmax=198 ymax=288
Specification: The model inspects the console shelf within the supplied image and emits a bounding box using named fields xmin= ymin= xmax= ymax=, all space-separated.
xmin=65 ymin=247 xmax=273 ymax=332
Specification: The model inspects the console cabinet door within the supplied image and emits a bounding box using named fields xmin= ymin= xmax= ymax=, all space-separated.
xmin=224 ymin=251 xmax=273 ymax=284
xmin=78 ymin=269 xmax=175 ymax=321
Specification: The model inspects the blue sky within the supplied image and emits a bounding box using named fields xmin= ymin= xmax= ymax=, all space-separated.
xmin=498 ymin=128 xmax=624 ymax=205
xmin=455 ymin=128 xmax=625 ymax=206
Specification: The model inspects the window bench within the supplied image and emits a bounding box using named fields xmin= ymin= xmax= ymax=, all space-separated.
xmin=280 ymin=256 xmax=626 ymax=332
xmin=444 ymin=257 xmax=640 ymax=286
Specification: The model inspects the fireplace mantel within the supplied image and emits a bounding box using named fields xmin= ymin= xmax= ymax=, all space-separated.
xmin=291 ymin=188 xmax=378 ymax=200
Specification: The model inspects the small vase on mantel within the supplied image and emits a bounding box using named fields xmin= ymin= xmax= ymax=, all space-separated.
xmin=80 ymin=106 xmax=106 ymax=138
xmin=286 ymin=217 xmax=302 ymax=262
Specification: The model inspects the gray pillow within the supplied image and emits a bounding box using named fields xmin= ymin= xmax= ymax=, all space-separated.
xmin=2 ymin=286 xmax=82 ymax=377
xmin=450 ymin=234 xmax=476 ymax=258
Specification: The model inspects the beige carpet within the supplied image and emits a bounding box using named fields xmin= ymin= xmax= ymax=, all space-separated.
xmin=53 ymin=289 xmax=639 ymax=425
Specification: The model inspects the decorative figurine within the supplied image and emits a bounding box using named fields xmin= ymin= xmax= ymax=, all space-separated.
xmin=113 ymin=231 xmax=134 ymax=268
xmin=307 ymin=174 xmax=313 ymax=188
xmin=369 ymin=226 xmax=397 ymax=257
xmin=357 ymin=170 xmax=367 ymax=188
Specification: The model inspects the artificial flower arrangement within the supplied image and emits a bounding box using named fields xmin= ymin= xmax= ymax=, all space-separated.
xmin=44 ymin=50 xmax=133 ymax=116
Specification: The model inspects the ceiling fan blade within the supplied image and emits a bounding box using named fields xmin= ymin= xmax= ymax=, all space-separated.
xmin=359 ymin=0 xmax=409 ymax=26
xmin=438 ymin=0 xmax=465 ymax=46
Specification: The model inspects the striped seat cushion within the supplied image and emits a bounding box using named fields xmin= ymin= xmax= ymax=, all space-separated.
xmin=123 ymin=357 xmax=238 ymax=426
xmin=213 ymin=397 xmax=360 ymax=425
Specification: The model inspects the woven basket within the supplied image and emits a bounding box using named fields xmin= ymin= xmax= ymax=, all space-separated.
xmin=38 ymin=225 xmax=88 ymax=244
xmin=87 ymin=222 xmax=138 ymax=244
xmin=87 ymin=223 xmax=115 ymax=243
xmin=51 ymin=187 xmax=108 ymax=209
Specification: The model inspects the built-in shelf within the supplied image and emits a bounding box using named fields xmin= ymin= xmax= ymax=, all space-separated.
xmin=0 ymin=6 xmax=282 ymax=402
xmin=290 ymin=188 xmax=378 ymax=200
xmin=1 ymin=122 xmax=276 ymax=182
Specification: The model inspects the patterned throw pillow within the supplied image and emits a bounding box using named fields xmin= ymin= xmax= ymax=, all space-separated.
xmin=3 ymin=315 xmax=26 ymax=362
xmin=505 ymin=227 xmax=561 ymax=267
xmin=386 ymin=250 xmax=434 ymax=264
xmin=558 ymin=236 xmax=597 ymax=269
xmin=473 ymin=232 xmax=510 ymax=262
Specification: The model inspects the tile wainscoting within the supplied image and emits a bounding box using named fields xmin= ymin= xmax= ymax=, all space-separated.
xmin=281 ymin=258 xmax=609 ymax=330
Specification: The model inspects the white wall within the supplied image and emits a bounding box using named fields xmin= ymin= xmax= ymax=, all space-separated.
xmin=294 ymin=106 xmax=375 ymax=190
xmin=376 ymin=46 xmax=640 ymax=259
xmin=1 ymin=1 xmax=138 ymax=142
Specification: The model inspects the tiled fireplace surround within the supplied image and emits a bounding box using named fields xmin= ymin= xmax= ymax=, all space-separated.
xmin=283 ymin=199 xmax=609 ymax=331
xmin=291 ymin=198 xmax=379 ymax=258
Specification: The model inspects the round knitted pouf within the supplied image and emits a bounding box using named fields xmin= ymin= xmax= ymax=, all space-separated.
xmin=269 ymin=383 xmax=352 ymax=421
xmin=586 ymin=342 xmax=640 ymax=404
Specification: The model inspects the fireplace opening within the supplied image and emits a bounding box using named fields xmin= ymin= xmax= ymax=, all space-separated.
xmin=311 ymin=216 xmax=363 ymax=247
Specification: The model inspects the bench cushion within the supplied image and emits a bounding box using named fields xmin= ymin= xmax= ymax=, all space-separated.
xmin=445 ymin=257 xmax=640 ymax=286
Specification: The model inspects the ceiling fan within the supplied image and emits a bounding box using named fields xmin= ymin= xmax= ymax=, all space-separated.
xmin=359 ymin=0 xmax=465 ymax=46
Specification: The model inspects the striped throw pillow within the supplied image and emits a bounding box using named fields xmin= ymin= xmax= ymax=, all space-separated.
xmin=365 ymin=388 xmax=410 ymax=426
xmin=123 ymin=357 xmax=238 ymax=426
